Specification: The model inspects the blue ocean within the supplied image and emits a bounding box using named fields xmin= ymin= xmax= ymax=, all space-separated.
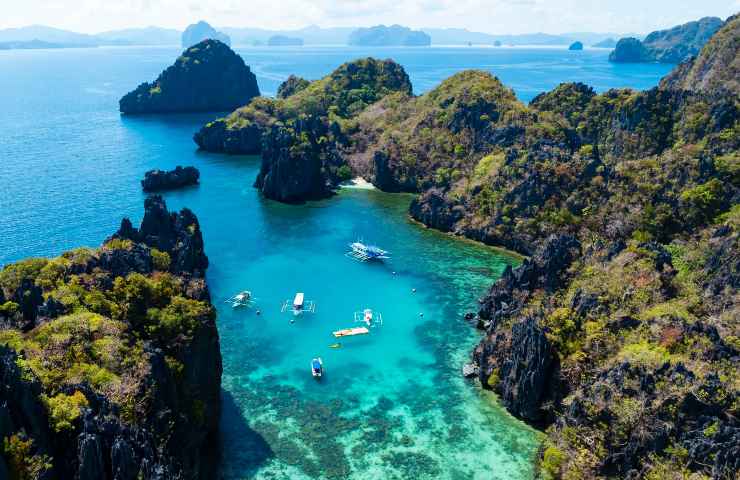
xmin=0 ymin=45 xmax=672 ymax=479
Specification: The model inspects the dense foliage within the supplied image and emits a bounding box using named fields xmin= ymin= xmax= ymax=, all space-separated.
xmin=0 ymin=197 xmax=220 ymax=479
xmin=348 ymin=15 xmax=739 ymax=479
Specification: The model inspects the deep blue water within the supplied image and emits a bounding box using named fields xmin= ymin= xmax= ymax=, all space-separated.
xmin=0 ymin=45 xmax=671 ymax=479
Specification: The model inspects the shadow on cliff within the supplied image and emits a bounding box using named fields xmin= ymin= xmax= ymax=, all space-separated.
xmin=218 ymin=388 xmax=274 ymax=475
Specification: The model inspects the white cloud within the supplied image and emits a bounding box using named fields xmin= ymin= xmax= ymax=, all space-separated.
xmin=0 ymin=0 xmax=737 ymax=34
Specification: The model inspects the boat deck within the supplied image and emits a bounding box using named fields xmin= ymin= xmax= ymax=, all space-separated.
xmin=333 ymin=327 xmax=370 ymax=338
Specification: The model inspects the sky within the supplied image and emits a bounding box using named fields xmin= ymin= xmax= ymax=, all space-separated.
xmin=1 ymin=0 xmax=738 ymax=35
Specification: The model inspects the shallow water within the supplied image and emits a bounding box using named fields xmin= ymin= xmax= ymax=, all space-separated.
xmin=0 ymin=45 xmax=671 ymax=478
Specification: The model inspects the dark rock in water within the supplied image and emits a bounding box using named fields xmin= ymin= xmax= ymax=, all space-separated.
xmin=181 ymin=20 xmax=230 ymax=48
xmin=475 ymin=317 xmax=558 ymax=422
xmin=464 ymin=312 xmax=475 ymax=321
xmin=254 ymin=117 xmax=334 ymax=203
xmin=610 ymin=16 xmax=723 ymax=63
xmin=112 ymin=195 xmax=209 ymax=277
xmin=141 ymin=166 xmax=200 ymax=192
xmin=409 ymin=188 xmax=464 ymax=232
xmin=277 ymin=75 xmax=310 ymax=99
xmin=120 ymin=39 xmax=258 ymax=114
xmin=472 ymin=235 xmax=581 ymax=422
xmin=568 ymin=41 xmax=583 ymax=51
xmin=194 ymin=118 xmax=263 ymax=154
xmin=267 ymin=35 xmax=303 ymax=46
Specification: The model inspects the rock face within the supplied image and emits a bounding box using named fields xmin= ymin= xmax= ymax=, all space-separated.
xmin=181 ymin=20 xmax=230 ymax=48
xmin=348 ymin=24 xmax=431 ymax=46
xmin=568 ymin=41 xmax=583 ymax=51
xmin=0 ymin=197 xmax=221 ymax=480
xmin=120 ymin=39 xmax=259 ymax=114
xmin=609 ymin=37 xmax=650 ymax=62
xmin=267 ymin=35 xmax=303 ymax=46
xmin=473 ymin=235 xmax=580 ymax=423
xmin=610 ymin=16 xmax=724 ymax=63
xmin=660 ymin=14 xmax=739 ymax=95
xmin=194 ymin=57 xmax=412 ymax=203
xmin=141 ymin=165 xmax=200 ymax=191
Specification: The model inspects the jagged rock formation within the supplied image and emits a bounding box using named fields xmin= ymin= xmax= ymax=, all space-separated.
xmin=295 ymin=17 xmax=736 ymax=479
xmin=141 ymin=165 xmax=200 ymax=192
xmin=181 ymin=20 xmax=230 ymax=48
xmin=120 ymin=39 xmax=259 ymax=114
xmin=276 ymin=75 xmax=310 ymax=99
xmin=610 ymin=16 xmax=724 ymax=63
xmin=194 ymin=57 xmax=412 ymax=202
xmin=0 ymin=196 xmax=220 ymax=479
xmin=348 ymin=24 xmax=431 ymax=46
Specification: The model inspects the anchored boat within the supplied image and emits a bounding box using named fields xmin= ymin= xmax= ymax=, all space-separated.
xmin=311 ymin=357 xmax=323 ymax=378
xmin=281 ymin=292 xmax=316 ymax=315
xmin=225 ymin=290 xmax=253 ymax=308
xmin=354 ymin=308 xmax=383 ymax=328
xmin=345 ymin=241 xmax=390 ymax=262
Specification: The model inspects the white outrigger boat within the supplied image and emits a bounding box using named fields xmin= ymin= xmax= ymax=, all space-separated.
xmin=345 ymin=241 xmax=390 ymax=262
xmin=354 ymin=308 xmax=383 ymax=328
xmin=281 ymin=292 xmax=316 ymax=315
xmin=225 ymin=290 xmax=253 ymax=308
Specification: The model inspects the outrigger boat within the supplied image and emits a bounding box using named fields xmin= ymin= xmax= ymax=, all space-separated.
xmin=354 ymin=308 xmax=383 ymax=328
xmin=281 ymin=292 xmax=316 ymax=315
xmin=345 ymin=241 xmax=390 ymax=262
xmin=311 ymin=357 xmax=323 ymax=378
xmin=225 ymin=290 xmax=253 ymax=308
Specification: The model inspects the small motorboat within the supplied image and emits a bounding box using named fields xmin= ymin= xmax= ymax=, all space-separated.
xmin=226 ymin=290 xmax=252 ymax=308
xmin=311 ymin=357 xmax=323 ymax=378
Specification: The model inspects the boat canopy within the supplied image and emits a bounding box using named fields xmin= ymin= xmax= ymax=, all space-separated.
xmin=294 ymin=292 xmax=304 ymax=308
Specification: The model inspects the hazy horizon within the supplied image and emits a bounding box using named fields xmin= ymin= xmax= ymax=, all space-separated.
xmin=2 ymin=0 xmax=738 ymax=37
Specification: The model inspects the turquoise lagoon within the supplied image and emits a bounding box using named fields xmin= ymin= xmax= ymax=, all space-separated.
xmin=0 ymin=45 xmax=672 ymax=478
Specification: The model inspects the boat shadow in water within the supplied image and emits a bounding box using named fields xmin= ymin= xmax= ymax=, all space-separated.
xmin=219 ymin=388 xmax=274 ymax=475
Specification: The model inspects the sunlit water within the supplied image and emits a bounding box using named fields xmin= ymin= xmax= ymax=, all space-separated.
xmin=0 ymin=45 xmax=671 ymax=478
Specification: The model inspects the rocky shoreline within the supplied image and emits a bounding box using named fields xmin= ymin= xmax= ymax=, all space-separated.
xmin=189 ymin=14 xmax=739 ymax=479
xmin=0 ymin=196 xmax=221 ymax=479
xmin=141 ymin=166 xmax=200 ymax=192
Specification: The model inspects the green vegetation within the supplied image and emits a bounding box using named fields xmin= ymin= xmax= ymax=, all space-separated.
xmin=2 ymin=433 xmax=51 ymax=480
xmin=41 ymin=391 xmax=89 ymax=432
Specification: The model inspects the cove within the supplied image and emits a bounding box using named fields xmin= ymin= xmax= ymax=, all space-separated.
xmin=0 ymin=45 xmax=672 ymax=479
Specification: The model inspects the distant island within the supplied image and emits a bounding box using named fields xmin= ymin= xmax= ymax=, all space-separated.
xmin=610 ymin=16 xmax=723 ymax=63
xmin=119 ymin=39 xmax=259 ymax=114
xmin=348 ymin=25 xmax=431 ymax=46
xmin=0 ymin=24 xmax=640 ymax=48
xmin=568 ymin=41 xmax=583 ymax=50
xmin=592 ymin=38 xmax=617 ymax=48
xmin=181 ymin=20 xmax=230 ymax=48
xmin=267 ymin=35 xmax=304 ymax=46
xmin=0 ymin=39 xmax=80 ymax=49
